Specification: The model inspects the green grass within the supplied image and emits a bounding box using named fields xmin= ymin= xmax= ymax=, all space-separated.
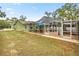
xmin=0 ymin=31 xmax=79 ymax=56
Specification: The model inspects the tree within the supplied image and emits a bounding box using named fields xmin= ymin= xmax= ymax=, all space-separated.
xmin=11 ymin=17 xmax=18 ymax=21
xmin=19 ymin=15 xmax=27 ymax=21
xmin=6 ymin=17 xmax=10 ymax=20
xmin=0 ymin=20 xmax=11 ymax=29
xmin=0 ymin=6 xmax=7 ymax=29
xmin=45 ymin=11 xmax=51 ymax=17
xmin=52 ymin=11 xmax=57 ymax=19
xmin=55 ymin=3 xmax=79 ymax=20
xmin=0 ymin=6 xmax=6 ymax=18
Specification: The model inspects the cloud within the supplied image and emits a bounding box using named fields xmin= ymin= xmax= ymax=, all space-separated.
xmin=12 ymin=3 xmax=22 ymax=6
xmin=9 ymin=11 xmax=15 ymax=14
xmin=6 ymin=8 xmax=13 ymax=11
xmin=32 ymin=6 xmax=37 ymax=10
xmin=5 ymin=8 xmax=15 ymax=17
xmin=6 ymin=8 xmax=14 ymax=14
xmin=6 ymin=8 xmax=15 ymax=14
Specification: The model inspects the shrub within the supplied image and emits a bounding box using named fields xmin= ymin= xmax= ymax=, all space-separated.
xmin=0 ymin=20 xmax=11 ymax=29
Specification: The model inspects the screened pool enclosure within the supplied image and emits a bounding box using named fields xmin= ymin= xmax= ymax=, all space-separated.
xmin=36 ymin=20 xmax=79 ymax=40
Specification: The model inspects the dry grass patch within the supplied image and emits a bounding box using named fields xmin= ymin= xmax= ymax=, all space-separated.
xmin=0 ymin=31 xmax=79 ymax=56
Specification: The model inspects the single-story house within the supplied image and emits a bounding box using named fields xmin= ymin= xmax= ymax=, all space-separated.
xmin=13 ymin=20 xmax=27 ymax=31
xmin=36 ymin=16 xmax=79 ymax=40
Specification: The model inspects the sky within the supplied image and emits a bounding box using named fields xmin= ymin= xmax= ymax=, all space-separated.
xmin=0 ymin=3 xmax=64 ymax=21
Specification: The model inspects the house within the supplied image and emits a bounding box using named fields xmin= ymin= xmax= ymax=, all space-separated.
xmin=36 ymin=16 xmax=61 ymax=34
xmin=26 ymin=21 xmax=37 ymax=32
xmin=9 ymin=20 xmax=27 ymax=31
xmin=7 ymin=20 xmax=37 ymax=32
xmin=36 ymin=16 xmax=56 ymax=33
xmin=36 ymin=16 xmax=79 ymax=40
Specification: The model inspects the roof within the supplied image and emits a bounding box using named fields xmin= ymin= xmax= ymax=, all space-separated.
xmin=7 ymin=20 xmax=27 ymax=26
xmin=36 ymin=16 xmax=59 ymax=25
xmin=26 ymin=21 xmax=36 ymax=25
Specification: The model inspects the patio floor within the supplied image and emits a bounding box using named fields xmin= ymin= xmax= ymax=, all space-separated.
xmin=29 ymin=32 xmax=79 ymax=44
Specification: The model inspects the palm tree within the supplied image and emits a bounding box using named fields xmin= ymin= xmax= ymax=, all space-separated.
xmin=11 ymin=17 xmax=18 ymax=21
xmin=19 ymin=15 xmax=27 ymax=21
xmin=45 ymin=11 xmax=51 ymax=17
xmin=6 ymin=17 xmax=10 ymax=20
xmin=52 ymin=11 xmax=57 ymax=19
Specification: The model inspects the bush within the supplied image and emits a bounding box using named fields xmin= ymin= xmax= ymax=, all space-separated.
xmin=0 ymin=20 xmax=11 ymax=29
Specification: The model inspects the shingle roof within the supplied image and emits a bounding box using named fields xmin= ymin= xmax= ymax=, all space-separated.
xmin=37 ymin=16 xmax=55 ymax=24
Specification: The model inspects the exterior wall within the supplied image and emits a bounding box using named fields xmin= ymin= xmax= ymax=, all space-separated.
xmin=39 ymin=20 xmax=79 ymax=40
xmin=43 ymin=23 xmax=59 ymax=35
xmin=14 ymin=22 xmax=26 ymax=31
xmin=26 ymin=23 xmax=37 ymax=32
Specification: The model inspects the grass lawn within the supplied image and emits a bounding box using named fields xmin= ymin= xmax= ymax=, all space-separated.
xmin=0 ymin=31 xmax=79 ymax=56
